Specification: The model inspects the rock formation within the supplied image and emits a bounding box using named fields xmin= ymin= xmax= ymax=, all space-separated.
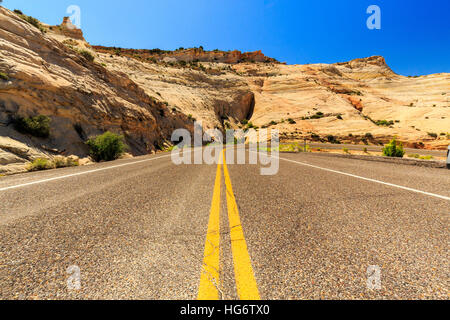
xmin=0 ymin=6 xmax=449 ymax=174
xmin=93 ymin=46 xmax=278 ymax=64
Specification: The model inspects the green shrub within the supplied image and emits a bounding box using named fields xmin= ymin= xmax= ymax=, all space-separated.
xmin=310 ymin=112 xmax=324 ymax=119
xmin=408 ymin=154 xmax=420 ymax=159
xmin=53 ymin=156 xmax=79 ymax=168
xmin=22 ymin=15 xmax=40 ymax=28
xmin=28 ymin=158 xmax=54 ymax=171
xmin=79 ymin=50 xmax=95 ymax=62
xmin=363 ymin=147 xmax=368 ymax=153
xmin=240 ymin=119 xmax=249 ymax=125
xmin=14 ymin=115 xmax=51 ymax=138
xmin=0 ymin=72 xmax=8 ymax=81
xmin=18 ymin=13 xmax=47 ymax=33
xmin=13 ymin=9 xmax=24 ymax=15
xmin=427 ymin=132 xmax=438 ymax=138
xmin=375 ymin=120 xmax=394 ymax=126
xmin=86 ymin=132 xmax=128 ymax=162
xmin=337 ymin=115 xmax=343 ymax=120
xmin=365 ymin=133 xmax=373 ymax=139
xmin=327 ymin=135 xmax=340 ymax=144
xmin=382 ymin=139 xmax=405 ymax=158
xmin=343 ymin=148 xmax=349 ymax=154
xmin=287 ymin=118 xmax=296 ymax=124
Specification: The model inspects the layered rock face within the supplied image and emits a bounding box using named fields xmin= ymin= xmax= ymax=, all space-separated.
xmin=94 ymin=52 xmax=256 ymax=132
xmin=93 ymin=46 xmax=278 ymax=64
xmin=0 ymin=6 xmax=449 ymax=174
xmin=0 ymin=8 xmax=192 ymax=173
xmin=237 ymin=59 xmax=449 ymax=149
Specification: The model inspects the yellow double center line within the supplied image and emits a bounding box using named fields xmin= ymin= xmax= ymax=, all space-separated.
xmin=198 ymin=149 xmax=260 ymax=300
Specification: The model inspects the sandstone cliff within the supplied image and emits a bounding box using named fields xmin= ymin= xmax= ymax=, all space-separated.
xmin=0 ymin=8 xmax=191 ymax=173
xmin=236 ymin=58 xmax=449 ymax=149
xmin=0 ymin=7 xmax=449 ymax=174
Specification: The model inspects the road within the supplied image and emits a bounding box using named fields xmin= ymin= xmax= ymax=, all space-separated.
xmin=0 ymin=148 xmax=449 ymax=300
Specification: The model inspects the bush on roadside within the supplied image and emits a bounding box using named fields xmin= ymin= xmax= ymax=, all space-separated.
xmin=27 ymin=156 xmax=79 ymax=172
xmin=14 ymin=115 xmax=51 ymax=138
xmin=382 ymin=138 xmax=405 ymax=158
xmin=86 ymin=131 xmax=128 ymax=162
xmin=53 ymin=156 xmax=79 ymax=168
xmin=27 ymin=158 xmax=54 ymax=171
xmin=327 ymin=135 xmax=340 ymax=144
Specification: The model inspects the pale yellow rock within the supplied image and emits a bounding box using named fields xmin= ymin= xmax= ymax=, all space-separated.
xmin=0 ymin=6 xmax=449 ymax=175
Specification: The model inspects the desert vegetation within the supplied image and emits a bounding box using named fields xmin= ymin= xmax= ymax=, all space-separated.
xmin=382 ymin=139 xmax=405 ymax=158
xmin=86 ymin=132 xmax=128 ymax=162
xmin=27 ymin=156 xmax=79 ymax=172
xmin=13 ymin=9 xmax=47 ymax=33
xmin=13 ymin=115 xmax=51 ymax=138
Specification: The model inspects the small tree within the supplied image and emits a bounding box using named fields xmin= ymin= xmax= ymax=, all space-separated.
xmin=14 ymin=115 xmax=51 ymax=138
xmin=382 ymin=138 xmax=405 ymax=158
xmin=86 ymin=132 xmax=128 ymax=162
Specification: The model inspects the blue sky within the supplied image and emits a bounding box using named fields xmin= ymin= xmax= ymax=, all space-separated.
xmin=3 ymin=0 xmax=450 ymax=75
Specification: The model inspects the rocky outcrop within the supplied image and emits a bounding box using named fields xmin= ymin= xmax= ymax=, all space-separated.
xmin=0 ymin=7 xmax=258 ymax=174
xmin=0 ymin=7 xmax=193 ymax=173
xmin=0 ymin=6 xmax=449 ymax=174
xmin=48 ymin=17 xmax=85 ymax=41
xmin=236 ymin=60 xmax=449 ymax=149
xmin=93 ymin=46 xmax=278 ymax=64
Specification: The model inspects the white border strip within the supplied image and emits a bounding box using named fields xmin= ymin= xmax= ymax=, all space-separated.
xmin=252 ymin=151 xmax=450 ymax=201
xmin=0 ymin=154 xmax=172 ymax=192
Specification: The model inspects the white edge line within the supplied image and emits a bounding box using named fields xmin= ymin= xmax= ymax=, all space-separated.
xmin=0 ymin=154 xmax=173 ymax=192
xmin=250 ymin=150 xmax=450 ymax=202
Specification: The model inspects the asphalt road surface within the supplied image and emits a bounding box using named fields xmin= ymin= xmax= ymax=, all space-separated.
xmin=0 ymin=148 xmax=448 ymax=300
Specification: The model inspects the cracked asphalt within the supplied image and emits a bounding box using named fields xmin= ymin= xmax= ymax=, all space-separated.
xmin=0 ymin=150 xmax=448 ymax=299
